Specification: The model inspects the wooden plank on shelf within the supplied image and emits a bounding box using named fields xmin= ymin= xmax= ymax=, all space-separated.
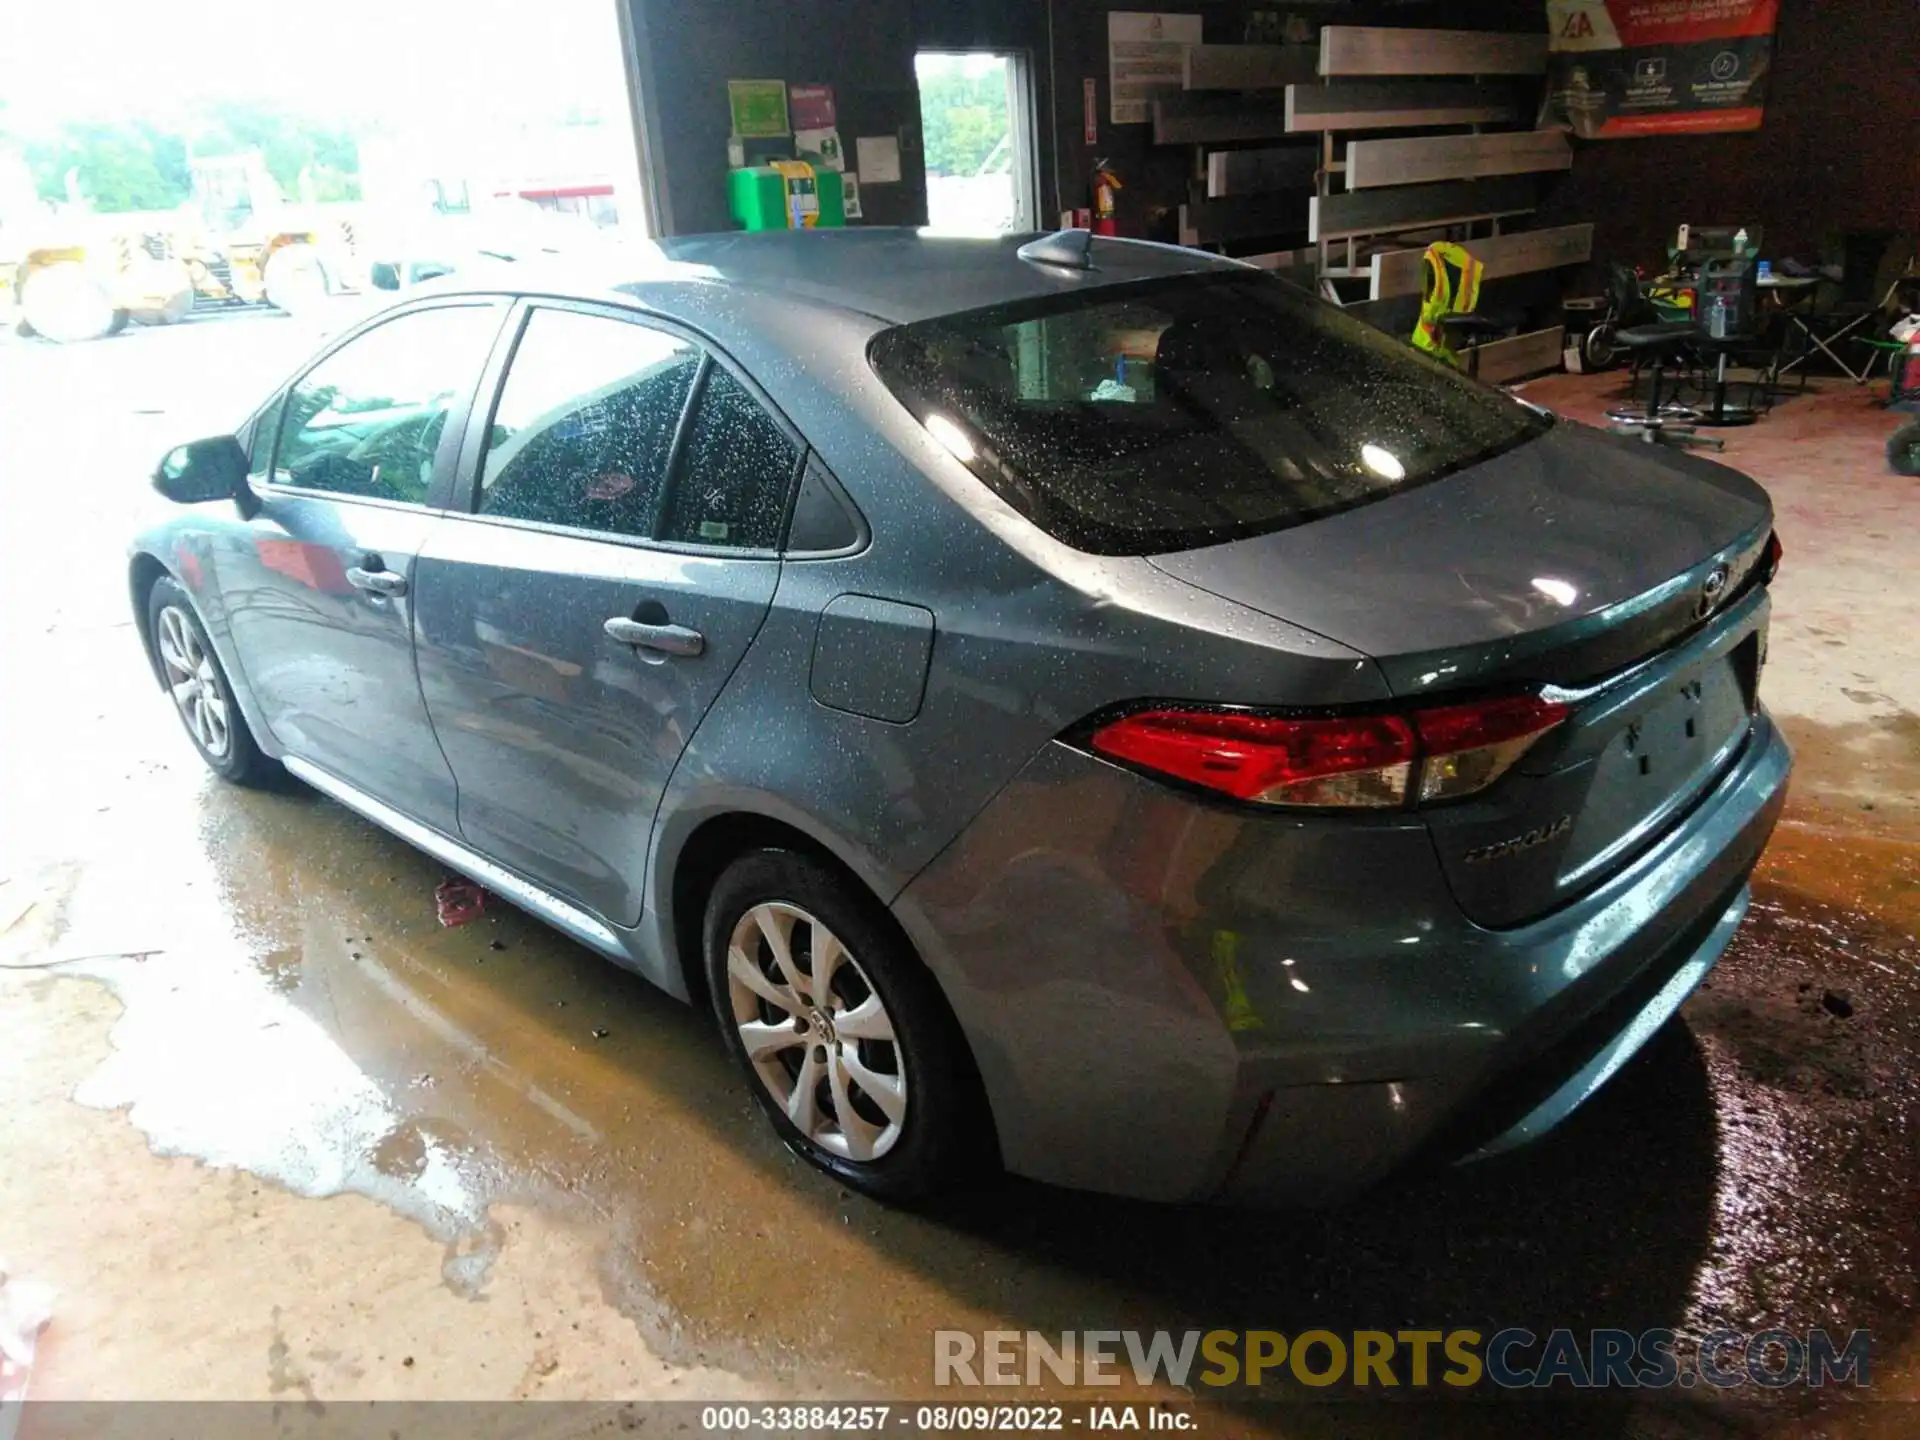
xmin=1344 ymin=130 xmax=1571 ymax=189
xmin=1309 ymin=177 xmax=1535 ymax=243
xmin=1471 ymin=325 xmax=1565 ymax=385
xmin=1239 ymin=247 xmax=1317 ymax=273
xmin=1205 ymin=145 xmax=1318 ymax=198
xmin=1319 ymin=26 xmax=1548 ymax=77
xmin=1152 ymin=94 xmax=1290 ymax=145
xmin=1368 ymin=223 xmax=1593 ymax=300
xmin=1284 ymin=80 xmax=1519 ymax=132
xmin=1179 ymin=191 xmax=1310 ymax=247
xmin=1184 ymin=44 xmax=1321 ymax=91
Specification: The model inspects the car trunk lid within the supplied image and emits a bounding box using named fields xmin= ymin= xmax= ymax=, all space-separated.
xmin=1148 ymin=421 xmax=1770 ymax=694
xmin=1148 ymin=421 xmax=1775 ymax=924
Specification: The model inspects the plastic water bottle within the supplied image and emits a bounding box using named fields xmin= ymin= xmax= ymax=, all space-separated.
xmin=1733 ymin=227 xmax=1750 ymax=256
xmin=1710 ymin=294 xmax=1729 ymax=339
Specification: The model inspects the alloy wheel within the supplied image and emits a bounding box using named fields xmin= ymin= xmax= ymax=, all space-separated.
xmin=156 ymin=604 xmax=232 ymax=760
xmin=726 ymin=902 xmax=907 ymax=1162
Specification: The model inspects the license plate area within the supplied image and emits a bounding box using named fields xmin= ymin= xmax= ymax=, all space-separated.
xmin=1558 ymin=642 xmax=1754 ymax=888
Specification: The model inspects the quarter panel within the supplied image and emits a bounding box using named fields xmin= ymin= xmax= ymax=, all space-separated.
xmin=893 ymin=715 xmax=1788 ymax=1202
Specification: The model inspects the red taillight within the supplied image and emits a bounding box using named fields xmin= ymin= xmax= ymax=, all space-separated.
xmin=1764 ymin=531 xmax=1783 ymax=580
xmin=1090 ymin=709 xmax=1416 ymax=808
xmin=1088 ymin=692 xmax=1571 ymax=810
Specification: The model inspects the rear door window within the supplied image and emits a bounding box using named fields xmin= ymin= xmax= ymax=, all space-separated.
xmin=478 ymin=308 xmax=702 ymax=539
xmin=868 ymin=272 xmax=1551 ymax=555
xmin=656 ymin=366 xmax=800 ymax=550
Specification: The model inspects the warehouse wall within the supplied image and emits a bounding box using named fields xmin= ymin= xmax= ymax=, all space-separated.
xmin=623 ymin=0 xmax=1912 ymax=283
xmin=622 ymin=0 xmax=1049 ymax=236
xmin=619 ymin=0 xmax=1473 ymax=241
xmin=1535 ymin=0 xmax=1917 ymax=275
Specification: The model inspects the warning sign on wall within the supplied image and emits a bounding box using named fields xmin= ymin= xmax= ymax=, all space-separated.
xmin=1543 ymin=0 xmax=1781 ymax=139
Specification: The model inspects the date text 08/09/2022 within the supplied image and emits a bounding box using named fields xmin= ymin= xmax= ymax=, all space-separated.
xmin=700 ymin=1405 xmax=1192 ymax=1433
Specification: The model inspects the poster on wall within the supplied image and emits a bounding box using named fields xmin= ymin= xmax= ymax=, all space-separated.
xmin=789 ymin=84 xmax=837 ymax=131
xmin=795 ymin=128 xmax=846 ymax=171
xmin=1542 ymin=0 xmax=1781 ymax=139
xmin=727 ymin=79 xmax=790 ymax=138
xmin=1107 ymin=12 xmax=1201 ymax=125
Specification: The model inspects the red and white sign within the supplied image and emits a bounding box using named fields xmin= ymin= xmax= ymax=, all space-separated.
xmin=1544 ymin=0 xmax=1781 ymax=138
xmin=788 ymin=84 xmax=837 ymax=131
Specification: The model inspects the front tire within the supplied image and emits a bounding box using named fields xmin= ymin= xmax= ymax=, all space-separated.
xmin=19 ymin=262 xmax=118 ymax=343
xmin=703 ymin=848 xmax=988 ymax=1203
xmin=146 ymin=577 xmax=275 ymax=786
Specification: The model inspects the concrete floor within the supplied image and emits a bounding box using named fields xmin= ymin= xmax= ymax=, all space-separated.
xmin=0 ymin=319 xmax=1915 ymax=1435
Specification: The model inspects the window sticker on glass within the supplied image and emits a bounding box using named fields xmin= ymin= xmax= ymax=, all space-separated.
xmin=657 ymin=367 xmax=800 ymax=550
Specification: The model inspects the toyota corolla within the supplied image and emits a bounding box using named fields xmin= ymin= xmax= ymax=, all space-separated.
xmin=129 ymin=229 xmax=1789 ymax=1205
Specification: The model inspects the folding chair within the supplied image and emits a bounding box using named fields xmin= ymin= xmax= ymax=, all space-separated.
xmin=1780 ymin=234 xmax=1906 ymax=385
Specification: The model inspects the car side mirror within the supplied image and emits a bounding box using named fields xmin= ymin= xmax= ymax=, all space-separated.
xmin=154 ymin=436 xmax=248 ymax=505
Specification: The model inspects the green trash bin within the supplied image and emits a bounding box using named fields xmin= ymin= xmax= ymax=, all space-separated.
xmin=729 ymin=162 xmax=845 ymax=231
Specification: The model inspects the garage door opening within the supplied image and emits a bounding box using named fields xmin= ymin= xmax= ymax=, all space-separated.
xmin=914 ymin=51 xmax=1036 ymax=236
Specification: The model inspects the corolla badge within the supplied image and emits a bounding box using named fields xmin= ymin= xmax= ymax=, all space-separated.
xmin=1462 ymin=814 xmax=1573 ymax=865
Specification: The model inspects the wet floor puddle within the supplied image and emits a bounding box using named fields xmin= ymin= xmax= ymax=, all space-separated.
xmin=2 ymin=781 xmax=1915 ymax=1428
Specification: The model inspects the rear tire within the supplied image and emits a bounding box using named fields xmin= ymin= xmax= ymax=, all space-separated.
xmin=703 ymin=847 xmax=988 ymax=1203
xmin=145 ymin=576 xmax=276 ymax=787
xmin=1582 ymin=322 xmax=1619 ymax=371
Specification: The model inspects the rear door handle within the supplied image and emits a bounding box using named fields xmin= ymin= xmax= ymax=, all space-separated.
xmin=604 ymin=617 xmax=705 ymax=657
xmin=346 ymin=565 xmax=409 ymax=597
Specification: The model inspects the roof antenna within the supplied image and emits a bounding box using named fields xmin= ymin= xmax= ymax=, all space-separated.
xmin=1017 ymin=227 xmax=1097 ymax=271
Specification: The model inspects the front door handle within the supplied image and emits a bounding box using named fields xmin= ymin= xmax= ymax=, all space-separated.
xmin=346 ymin=565 xmax=409 ymax=598
xmin=604 ymin=616 xmax=705 ymax=657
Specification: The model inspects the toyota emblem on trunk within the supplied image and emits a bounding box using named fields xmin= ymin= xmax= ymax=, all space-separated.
xmin=1696 ymin=564 xmax=1730 ymax=619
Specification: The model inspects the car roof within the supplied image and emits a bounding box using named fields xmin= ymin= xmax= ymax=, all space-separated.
xmin=457 ymin=228 xmax=1251 ymax=326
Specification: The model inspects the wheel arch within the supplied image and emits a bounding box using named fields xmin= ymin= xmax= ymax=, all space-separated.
xmin=660 ymin=807 xmax=884 ymax=1011
xmin=128 ymin=550 xmax=174 ymax=683
xmin=127 ymin=547 xmax=282 ymax=761
xmin=658 ymin=802 xmax=1002 ymax=1167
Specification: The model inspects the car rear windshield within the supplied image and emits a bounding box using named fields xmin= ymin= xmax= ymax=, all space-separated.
xmin=868 ymin=270 xmax=1552 ymax=555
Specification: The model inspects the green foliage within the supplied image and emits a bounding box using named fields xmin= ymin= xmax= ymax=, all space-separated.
xmin=25 ymin=121 xmax=189 ymax=210
xmin=7 ymin=103 xmax=361 ymax=213
xmin=187 ymin=101 xmax=361 ymax=201
xmin=918 ymin=65 xmax=1011 ymax=179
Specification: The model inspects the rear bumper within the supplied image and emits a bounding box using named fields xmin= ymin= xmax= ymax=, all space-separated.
xmin=892 ymin=710 xmax=1789 ymax=1205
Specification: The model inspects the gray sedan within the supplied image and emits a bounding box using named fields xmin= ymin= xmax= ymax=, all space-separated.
xmin=130 ymin=229 xmax=1789 ymax=1205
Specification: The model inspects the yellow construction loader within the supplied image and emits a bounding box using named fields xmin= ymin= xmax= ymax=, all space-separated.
xmin=2 ymin=150 xmax=361 ymax=343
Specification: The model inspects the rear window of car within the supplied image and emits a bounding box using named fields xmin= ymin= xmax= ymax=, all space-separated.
xmin=867 ymin=271 xmax=1552 ymax=556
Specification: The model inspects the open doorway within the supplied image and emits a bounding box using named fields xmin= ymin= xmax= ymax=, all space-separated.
xmin=914 ymin=51 xmax=1037 ymax=236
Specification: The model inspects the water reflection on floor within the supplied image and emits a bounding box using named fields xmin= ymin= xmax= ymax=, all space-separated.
xmin=2 ymin=753 xmax=1910 ymax=1430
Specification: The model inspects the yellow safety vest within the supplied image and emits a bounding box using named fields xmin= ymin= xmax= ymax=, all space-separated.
xmin=1413 ymin=241 xmax=1485 ymax=365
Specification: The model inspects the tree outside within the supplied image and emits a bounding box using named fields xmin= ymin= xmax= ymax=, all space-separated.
xmin=916 ymin=54 xmax=1012 ymax=179
xmin=5 ymin=103 xmax=362 ymax=213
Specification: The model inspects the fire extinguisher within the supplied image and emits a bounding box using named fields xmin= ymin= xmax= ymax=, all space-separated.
xmin=1090 ymin=159 xmax=1122 ymax=237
